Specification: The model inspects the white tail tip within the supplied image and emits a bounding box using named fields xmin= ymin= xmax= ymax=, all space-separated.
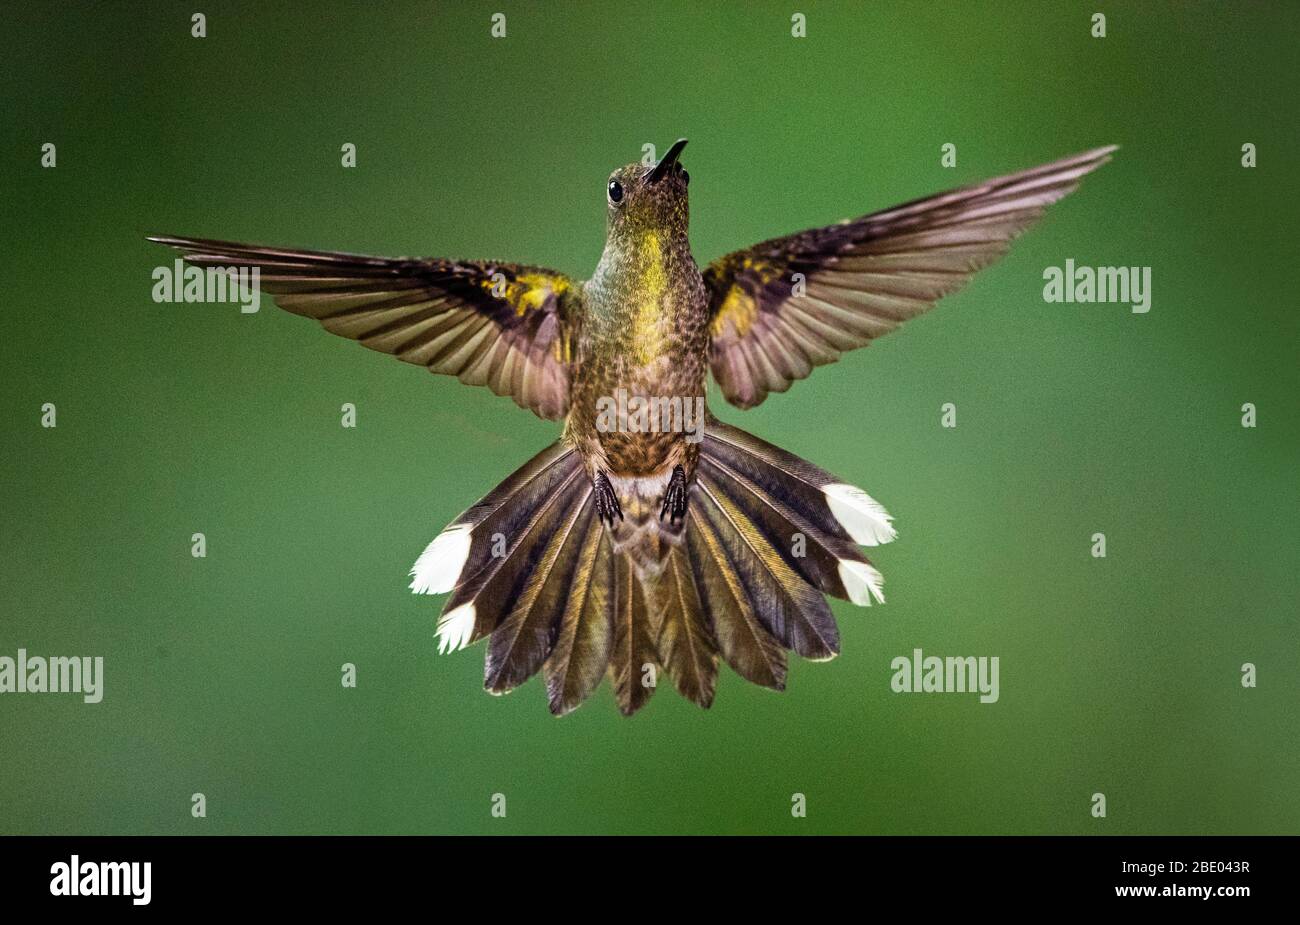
xmin=409 ymin=523 xmax=472 ymax=595
xmin=435 ymin=602 xmax=477 ymax=654
xmin=838 ymin=559 xmax=886 ymax=606
xmin=824 ymin=483 xmax=897 ymax=547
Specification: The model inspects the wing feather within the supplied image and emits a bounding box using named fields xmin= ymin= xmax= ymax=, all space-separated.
xmin=703 ymin=147 xmax=1116 ymax=408
xmin=148 ymin=235 xmax=576 ymax=419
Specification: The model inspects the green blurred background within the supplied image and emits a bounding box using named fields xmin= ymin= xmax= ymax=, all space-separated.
xmin=1 ymin=1 xmax=1296 ymax=834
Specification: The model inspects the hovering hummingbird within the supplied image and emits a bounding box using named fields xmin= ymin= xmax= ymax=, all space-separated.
xmin=150 ymin=140 xmax=1115 ymax=716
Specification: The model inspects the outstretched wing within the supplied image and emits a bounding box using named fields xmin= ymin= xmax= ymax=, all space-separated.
xmin=148 ymin=235 xmax=577 ymax=420
xmin=703 ymin=146 xmax=1116 ymax=409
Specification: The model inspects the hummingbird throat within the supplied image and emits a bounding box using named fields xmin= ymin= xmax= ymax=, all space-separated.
xmin=594 ymin=226 xmax=686 ymax=365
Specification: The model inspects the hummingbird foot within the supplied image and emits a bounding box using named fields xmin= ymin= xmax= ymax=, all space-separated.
xmin=659 ymin=465 xmax=688 ymax=524
xmin=594 ymin=471 xmax=623 ymax=527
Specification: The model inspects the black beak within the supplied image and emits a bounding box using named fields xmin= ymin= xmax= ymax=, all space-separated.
xmin=645 ymin=138 xmax=688 ymax=183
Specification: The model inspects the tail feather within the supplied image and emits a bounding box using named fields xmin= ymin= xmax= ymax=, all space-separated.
xmin=410 ymin=441 xmax=579 ymax=601
xmin=685 ymin=507 xmax=788 ymax=690
xmin=440 ymin=464 xmax=586 ymax=648
xmin=702 ymin=422 xmax=890 ymax=606
xmin=544 ymin=527 xmax=615 ymax=716
xmin=703 ymin=421 xmax=897 ymax=549
xmin=484 ymin=487 xmax=595 ymax=694
xmin=610 ymin=553 xmax=658 ymax=715
xmin=699 ymin=454 xmax=873 ymax=605
xmin=645 ymin=545 xmax=720 ymax=708
xmin=694 ymin=473 xmax=840 ymax=661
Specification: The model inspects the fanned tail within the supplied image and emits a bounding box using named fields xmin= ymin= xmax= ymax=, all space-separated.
xmin=411 ymin=420 xmax=895 ymax=715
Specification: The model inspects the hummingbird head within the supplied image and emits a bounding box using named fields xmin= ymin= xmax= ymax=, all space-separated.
xmin=604 ymin=138 xmax=690 ymax=244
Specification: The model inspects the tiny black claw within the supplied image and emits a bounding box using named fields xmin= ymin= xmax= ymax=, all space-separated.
xmin=594 ymin=471 xmax=623 ymax=527
xmin=660 ymin=465 xmax=688 ymax=524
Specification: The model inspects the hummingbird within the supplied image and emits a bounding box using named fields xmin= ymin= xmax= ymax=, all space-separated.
xmin=150 ymin=139 xmax=1115 ymax=716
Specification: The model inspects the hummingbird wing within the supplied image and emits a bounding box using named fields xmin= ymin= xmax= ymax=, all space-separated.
xmin=702 ymin=146 xmax=1116 ymax=409
xmin=148 ymin=235 xmax=576 ymax=420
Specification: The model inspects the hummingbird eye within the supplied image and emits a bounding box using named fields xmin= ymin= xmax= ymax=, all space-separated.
xmin=607 ymin=179 xmax=624 ymax=205
xmin=681 ymin=169 xmax=689 ymax=186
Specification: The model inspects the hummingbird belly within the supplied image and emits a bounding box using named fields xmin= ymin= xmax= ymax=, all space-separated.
xmin=577 ymin=343 xmax=707 ymax=473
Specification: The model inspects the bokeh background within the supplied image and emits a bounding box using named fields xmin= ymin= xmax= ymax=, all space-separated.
xmin=1 ymin=1 xmax=1296 ymax=834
